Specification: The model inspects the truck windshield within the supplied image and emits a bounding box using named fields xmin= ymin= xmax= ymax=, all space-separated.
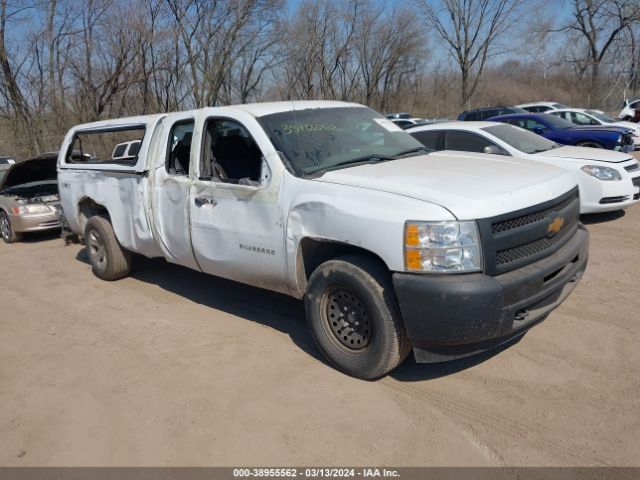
xmin=483 ymin=124 xmax=558 ymax=154
xmin=258 ymin=107 xmax=426 ymax=176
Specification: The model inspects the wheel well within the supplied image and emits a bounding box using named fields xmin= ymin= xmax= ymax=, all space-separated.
xmin=296 ymin=237 xmax=389 ymax=295
xmin=576 ymin=139 xmax=604 ymax=148
xmin=77 ymin=197 xmax=109 ymax=233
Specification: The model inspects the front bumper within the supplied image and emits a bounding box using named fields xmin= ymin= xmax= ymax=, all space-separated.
xmin=614 ymin=143 xmax=634 ymax=153
xmin=392 ymin=225 xmax=589 ymax=363
xmin=579 ymin=174 xmax=640 ymax=213
xmin=9 ymin=212 xmax=61 ymax=233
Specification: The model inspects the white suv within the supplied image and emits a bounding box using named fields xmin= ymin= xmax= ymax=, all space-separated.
xmin=619 ymin=99 xmax=640 ymax=121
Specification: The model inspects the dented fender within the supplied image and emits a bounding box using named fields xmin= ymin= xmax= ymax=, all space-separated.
xmin=282 ymin=175 xmax=455 ymax=297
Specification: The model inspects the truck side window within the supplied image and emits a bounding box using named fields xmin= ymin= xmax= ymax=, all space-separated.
xmin=444 ymin=131 xmax=495 ymax=153
xmin=411 ymin=130 xmax=445 ymax=150
xmin=166 ymin=120 xmax=194 ymax=175
xmin=201 ymin=119 xmax=262 ymax=186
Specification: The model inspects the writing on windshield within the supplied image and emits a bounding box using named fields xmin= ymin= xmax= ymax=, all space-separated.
xmin=259 ymin=107 xmax=425 ymax=176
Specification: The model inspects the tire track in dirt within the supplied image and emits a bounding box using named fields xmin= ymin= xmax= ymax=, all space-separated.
xmin=379 ymin=378 xmax=607 ymax=465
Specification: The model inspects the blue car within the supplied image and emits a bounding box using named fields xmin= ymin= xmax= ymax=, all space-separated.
xmin=487 ymin=113 xmax=635 ymax=152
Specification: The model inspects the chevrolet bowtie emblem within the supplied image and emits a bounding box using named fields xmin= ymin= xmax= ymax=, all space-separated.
xmin=547 ymin=216 xmax=565 ymax=236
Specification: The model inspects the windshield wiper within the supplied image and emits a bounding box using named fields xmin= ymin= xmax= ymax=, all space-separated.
xmin=304 ymin=154 xmax=393 ymax=176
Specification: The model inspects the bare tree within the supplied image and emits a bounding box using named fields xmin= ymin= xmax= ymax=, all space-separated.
xmin=166 ymin=0 xmax=282 ymax=108
xmin=356 ymin=5 xmax=425 ymax=111
xmin=280 ymin=0 xmax=424 ymax=111
xmin=419 ymin=0 xmax=524 ymax=108
xmin=561 ymin=0 xmax=640 ymax=106
xmin=0 ymin=0 xmax=40 ymax=153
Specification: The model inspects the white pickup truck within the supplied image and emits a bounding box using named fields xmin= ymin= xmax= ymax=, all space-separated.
xmin=57 ymin=101 xmax=589 ymax=379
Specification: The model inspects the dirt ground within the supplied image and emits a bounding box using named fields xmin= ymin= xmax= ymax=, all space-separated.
xmin=0 ymin=205 xmax=639 ymax=467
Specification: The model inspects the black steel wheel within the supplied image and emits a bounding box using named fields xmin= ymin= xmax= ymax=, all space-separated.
xmin=324 ymin=288 xmax=371 ymax=350
xmin=305 ymin=254 xmax=412 ymax=380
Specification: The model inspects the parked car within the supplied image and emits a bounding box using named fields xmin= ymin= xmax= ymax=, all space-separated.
xmin=385 ymin=112 xmax=412 ymax=119
xmin=618 ymin=98 xmax=640 ymax=120
xmin=0 ymin=163 xmax=10 ymax=182
xmin=390 ymin=117 xmax=425 ymax=128
xmin=0 ymin=156 xmax=16 ymax=165
xmin=487 ymin=113 xmax=635 ymax=152
xmin=385 ymin=113 xmax=425 ymax=128
xmin=548 ymin=108 xmax=640 ymax=148
xmin=407 ymin=121 xmax=640 ymax=214
xmin=515 ymin=102 xmax=568 ymax=113
xmin=0 ymin=152 xmax=61 ymax=243
xmin=57 ymin=101 xmax=588 ymax=379
xmin=457 ymin=105 xmax=527 ymax=121
xmin=111 ymin=140 xmax=141 ymax=162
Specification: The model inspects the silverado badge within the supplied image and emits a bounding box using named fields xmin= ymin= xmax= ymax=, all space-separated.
xmin=547 ymin=216 xmax=565 ymax=237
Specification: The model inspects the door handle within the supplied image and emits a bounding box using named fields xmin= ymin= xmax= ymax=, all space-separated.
xmin=194 ymin=195 xmax=217 ymax=207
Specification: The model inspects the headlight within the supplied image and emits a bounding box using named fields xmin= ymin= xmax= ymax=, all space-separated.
xmin=11 ymin=204 xmax=53 ymax=215
xmin=404 ymin=221 xmax=482 ymax=273
xmin=580 ymin=165 xmax=622 ymax=181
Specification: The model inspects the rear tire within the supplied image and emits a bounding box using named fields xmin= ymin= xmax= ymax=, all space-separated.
xmin=0 ymin=211 xmax=22 ymax=243
xmin=84 ymin=216 xmax=131 ymax=281
xmin=577 ymin=141 xmax=604 ymax=148
xmin=305 ymin=254 xmax=412 ymax=380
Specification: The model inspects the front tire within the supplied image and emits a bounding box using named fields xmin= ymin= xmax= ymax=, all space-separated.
xmin=577 ymin=141 xmax=604 ymax=148
xmin=305 ymin=255 xmax=411 ymax=380
xmin=84 ymin=216 xmax=131 ymax=280
xmin=0 ymin=211 xmax=22 ymax=243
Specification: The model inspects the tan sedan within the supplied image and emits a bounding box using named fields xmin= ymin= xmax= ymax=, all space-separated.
xmin=0 ymin=153 xmax=61 ymax=243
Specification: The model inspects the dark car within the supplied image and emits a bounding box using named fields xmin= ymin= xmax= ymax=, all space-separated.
xmin=457 ymin=106 xmax=528 ymax=121
xmin=487 ymin=113 xmax=635 ymax=152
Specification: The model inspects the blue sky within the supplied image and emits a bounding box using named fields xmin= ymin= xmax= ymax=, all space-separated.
xmin=284 ymin=0 xmax=575 ymax=59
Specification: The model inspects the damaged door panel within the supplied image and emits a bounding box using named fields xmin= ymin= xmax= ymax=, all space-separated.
xmin=150 ymin=114 xmax=198 ymax=269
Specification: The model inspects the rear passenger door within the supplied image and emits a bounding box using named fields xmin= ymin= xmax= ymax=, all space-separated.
xmin=150 ymin=113 xmax=199 ymax=270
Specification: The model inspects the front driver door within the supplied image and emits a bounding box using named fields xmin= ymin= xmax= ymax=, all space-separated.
xmin=189 ymin=116 xmax=287 ymax=293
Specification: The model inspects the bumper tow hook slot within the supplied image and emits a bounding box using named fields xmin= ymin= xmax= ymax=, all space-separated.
xmin=515 ymin=309 xmax=530 ymax=321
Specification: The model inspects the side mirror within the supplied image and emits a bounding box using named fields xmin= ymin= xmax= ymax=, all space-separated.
xmin=532 ymin=127 xmax=545 ymax=135
xmin=483 ymin=145 xmax=505 ymax=155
